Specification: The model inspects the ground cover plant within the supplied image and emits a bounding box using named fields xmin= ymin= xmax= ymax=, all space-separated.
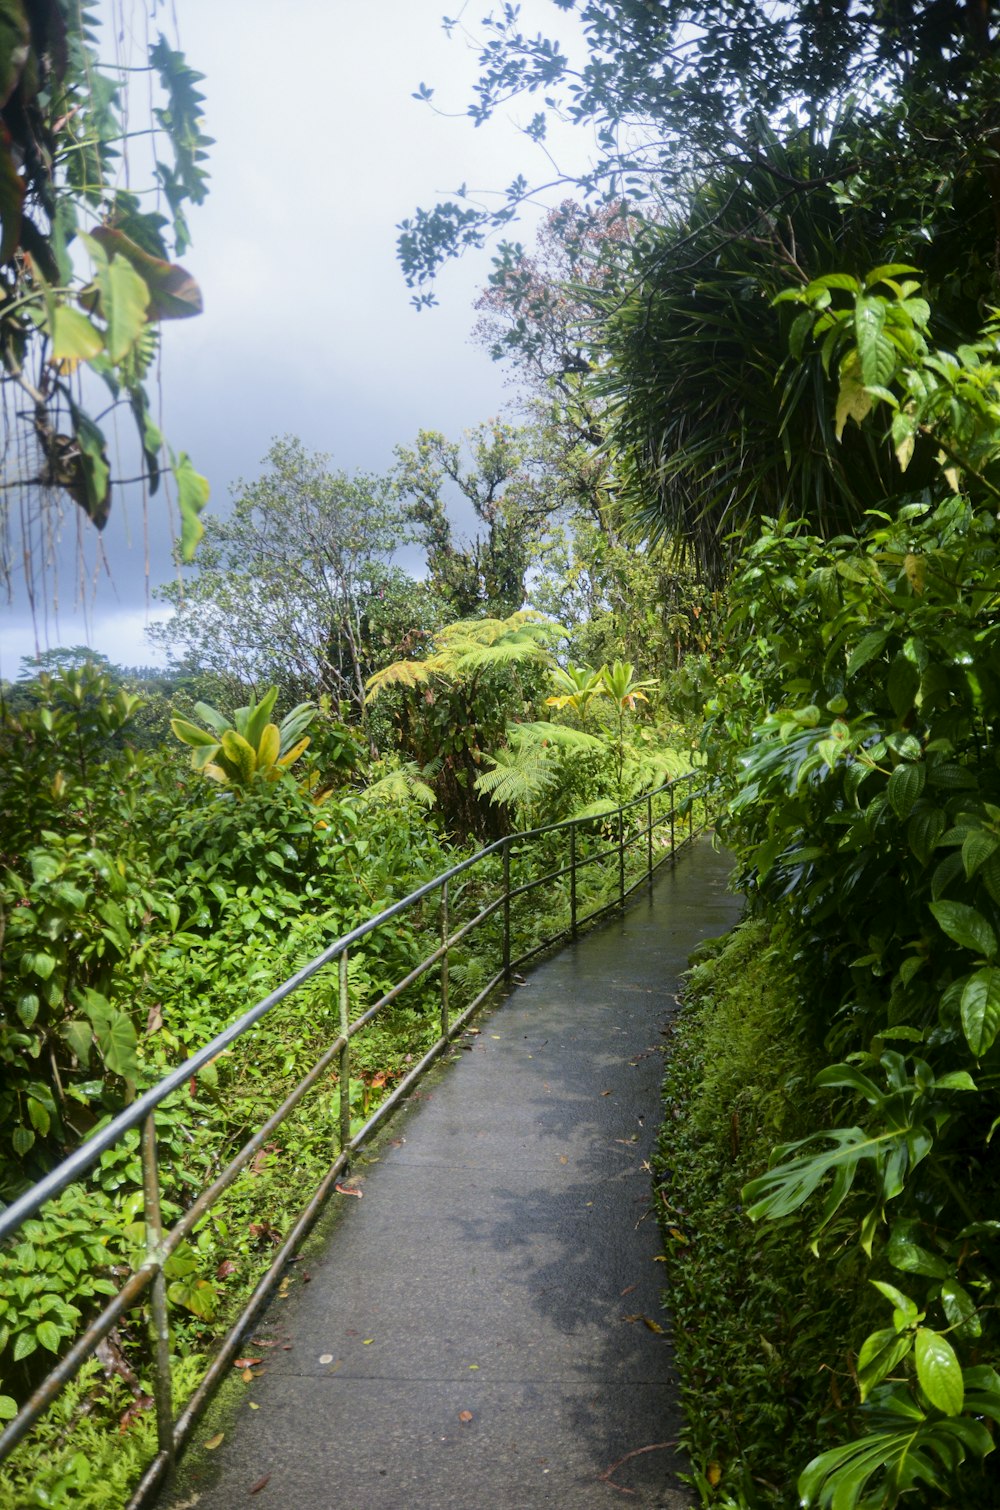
xmin=0 ymin=641 xmax=698 ymax=1505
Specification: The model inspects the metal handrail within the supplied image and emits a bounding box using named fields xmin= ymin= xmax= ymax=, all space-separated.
xmin=0 ymin=771 xmax=711 ymax=1504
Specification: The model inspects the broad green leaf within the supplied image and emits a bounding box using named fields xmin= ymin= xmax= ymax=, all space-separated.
xmin=915 ymin=1327 xmax=963 ymax=1415
xmin=91 ymin=225 xmax=203 ymax=319
xmin=885 ymin=1231 xmax=949 ymax=1279
xmin=872 ymin=1280 xmax=920 ymax=1324
xmin=24 ymin=951 xmax=56 ymax=980
xmin=256 ymin=722 xmax=280 ymax=769
xmin=35 ymin=1320 xmax=62 ymax=1354
xmin=101 ymin=250 xmax=151 ymax=363
xmin=93 ymin=1008 xmax=139 ymax=1080
xmin=172 ymin=449 xmax=210 ymax=561
xmin=887 ymin=653 xmax=920 ymax=720
xmin=220 ymin=729 xmax=256 ymax=782
xmin=887 ymin=762 xmax=925 ymax=820
xmin=835 ymin=352 xmax=872 ymax=440
xmin=907 ymin=806 xmax=945 ymax=866
xmin=170 ymin=715 xmax=219 ymax=749
xmin=69 ymin=404 xmax=111 ymax=528
xmin=960 ymin=967 xmax=1000 ymax=1055
xmin=929 ymin=900 xmax=997 ymax=959
xmin=62 ymin=1020 xmax=92 ymax=1066
xmin=27 ymin=1097 xmax=50 ymax=1137
xmin=16 ymin=992 xmax=39 ymax=1027
xmin=13 ymin=1330 xmax=37 ymax=1362
xmin=243 ymin=687 xmax=279 ymax=750
xmin=50 ymin=305 xmax=104 ymax=363
xmin=857 ymin=1327 xmax=913 ymax=1400
xmin=0 ymin=1395 xmax=16 ymax=1421
xmin=846 ymin=630 xmax=888 ymax=676
xmin=940 ymin=1280 xmax=981 ymax=1340
xmin=962 ymin=828 xmax=998 ymax=879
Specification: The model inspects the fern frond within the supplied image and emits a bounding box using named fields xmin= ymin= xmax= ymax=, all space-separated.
xmin=365 ymin=660 xmax=434 ymax=699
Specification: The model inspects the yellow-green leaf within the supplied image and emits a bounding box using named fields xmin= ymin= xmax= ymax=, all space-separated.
xmin=50 ymin=305 xmax=104 ymax=363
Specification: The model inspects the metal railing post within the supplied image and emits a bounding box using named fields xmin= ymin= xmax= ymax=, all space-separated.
xmin=570 ymin=824 xmax=578 ymax=939
xmin=440 ymin=877 xmax=450 ymax=1037
xmin=338 ymin=951 xmax=351 ymax=1153
xmin=647 ymin=792 xmax=653 ymax=884
xmin=502 ymin=840 xmax=511 ymax=982
xmin=141 ymin=1114 xmax=174 ymax=1473
xmin=670 ymin=781 xmax=676 ymax=859
xmin=618 ymin=807 xmax=625 ymax=908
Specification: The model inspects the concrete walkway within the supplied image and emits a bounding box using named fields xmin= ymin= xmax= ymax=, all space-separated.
xmin=168 ymin=840 xmax=741 ymax=1510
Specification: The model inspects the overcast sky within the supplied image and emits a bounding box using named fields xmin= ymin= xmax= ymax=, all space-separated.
xmin=0 ymin=0 xmax=590 ymax=677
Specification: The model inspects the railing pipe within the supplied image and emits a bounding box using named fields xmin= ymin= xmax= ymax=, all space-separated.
xmin=0 ymin=772 xmax=713 ymax=1504
xmin=141 ymin=1115 xmax=174 ymax=1470
xmin=502 ymin=840 xmax=511 ymax=982
xmin=338 ymin=951 xmax=351 ymax=1155
xmin=647 ymin=793 xmax=654 ymax=882
xmin=570 ymin=825 xmax=578 ymax=939
xmin=440 ymin=877 xmax=450 ymax=1038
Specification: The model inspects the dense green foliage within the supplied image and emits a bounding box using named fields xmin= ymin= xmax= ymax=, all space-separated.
xmin=1 ymin=1 xmax=210 ymax=564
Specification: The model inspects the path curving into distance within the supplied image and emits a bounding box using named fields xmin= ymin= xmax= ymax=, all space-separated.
xmin=165 ymin=839 xmax=741 ymax=1510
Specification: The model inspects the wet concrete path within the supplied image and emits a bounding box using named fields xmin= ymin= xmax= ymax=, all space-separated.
xmin=168 ymin=839 xmax=741 ymax=1510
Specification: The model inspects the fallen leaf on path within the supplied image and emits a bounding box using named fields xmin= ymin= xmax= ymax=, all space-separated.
xmin=250 ymin=1474 xmax=271 ymax=1494
xmin=459 ymin=1410 xmax=473 ymax=1424
xmin=335 ymin=1183 xmax=362 ymax=1198
xmin=205 ymin=1432 xmax=224 ymax=1450
xmin=234 ymin=1358 xmax=262 ymax=1370
xmin=363 ymin=1338 xmax=374 ymax=1345
xmin=558 ymin=1155 xmax=569 ymax=1165
xmin=319 ymin=1353 xmax=334 ymax=1365
xmin=642 ymin=1316 xmax=665 ymax=1334
xmin=249 ymin=1402 xmax=260 ymax=1410
xmin=620 ymin=1284 xmax=637 ymax=1297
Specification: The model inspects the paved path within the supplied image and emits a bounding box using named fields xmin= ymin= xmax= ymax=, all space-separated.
xmin=168 ymin=840 xmax=740 ymax=1510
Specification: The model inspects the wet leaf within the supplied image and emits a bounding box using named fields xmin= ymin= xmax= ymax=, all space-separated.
xmin=234 ymin=1358 xmax=262 ymax=1370
xmin=459 ymin=1410 xmax=474 ymax=1424
xmin=205 ymin=1432 xmax=224 ymax=1450
xmin=642 ymin=1316 xmax=665 ymax=1334
xmin=335 ymin=1183 xmax=362 ymax=1198
xmin=250 ymin=1475 xmax=271 ymax=1494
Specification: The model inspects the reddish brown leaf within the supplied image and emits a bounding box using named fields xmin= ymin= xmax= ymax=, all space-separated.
xmin=216 ymin=1259 xmax=237 ymax=1280
xmin=335 ymin=1183 xmax=362 ymax=1198
xmin=459 ymin=1410 xmax=474 ymax=1424
xmin=234 ymin=1358 xmax=262 ymax=1371
xmin=250 ymin=1476 xmax=271 ymax=1495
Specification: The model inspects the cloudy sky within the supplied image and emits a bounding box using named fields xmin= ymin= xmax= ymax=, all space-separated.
xmin=1 ymin=0 xmax=590 ymax=676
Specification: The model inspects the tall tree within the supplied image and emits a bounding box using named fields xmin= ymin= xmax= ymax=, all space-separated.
xmin=399 ymin=0 xmax=1000 ymax=297
xmin=152 ymin=437 xmax=432 ymax=724
xmin=393 ymin=422 xmax=551 ymax=616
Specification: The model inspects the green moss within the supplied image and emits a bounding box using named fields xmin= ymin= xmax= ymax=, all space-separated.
xmin=654 ymin=919 xmax=870 ymax=1507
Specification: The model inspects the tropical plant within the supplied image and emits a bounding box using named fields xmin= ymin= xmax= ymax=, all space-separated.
xmin=367 ymin=610 xmax=564 ymax=837
xmin=1 ymin=1 xmax=210 ymax=573
xmin=170 ymin=687 xmax=315 ymax=790
xmin=707 ymin=286 xmax=1000 ymax=1506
